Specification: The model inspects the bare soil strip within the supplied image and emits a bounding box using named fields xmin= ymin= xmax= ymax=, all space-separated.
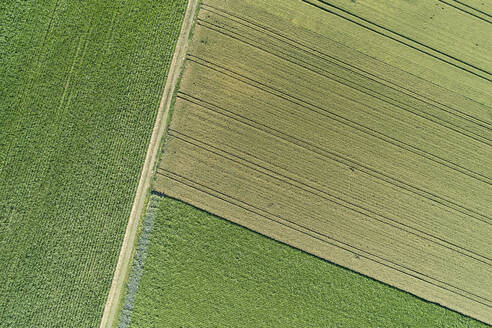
xmin=98 ymin=1 xmax=199 ymax=327
xmin=156 ymin=0 xmax=492 ymax=324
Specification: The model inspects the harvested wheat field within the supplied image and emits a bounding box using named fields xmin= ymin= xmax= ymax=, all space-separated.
xmin=155 ymin=0 xmax=492 ymax=323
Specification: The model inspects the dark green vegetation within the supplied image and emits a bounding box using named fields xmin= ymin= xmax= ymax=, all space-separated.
xmin=127 ymin=196 xmax=488 ymax=328
xmin=0 ymin=1 xmax=187 ymax=327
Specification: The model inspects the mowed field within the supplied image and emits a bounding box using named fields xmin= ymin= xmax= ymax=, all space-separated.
xmin=124 ymin=196 xmax=488 ymax=328
xmin=0 ymin=0 xmax=187 ymax=327
xmin=155 ymin=0 xmax=492 ymax=324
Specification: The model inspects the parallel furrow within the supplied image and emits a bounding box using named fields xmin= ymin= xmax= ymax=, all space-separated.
xmin=438 ymin=0 xmax=492 ymax=23
xmin=168 ymin=128 xmax=492 ymax=265
xmin=201 ymin=3 xmax=492 ymax=127
xmin=156 ymin=168 xmax=491 ymax=307
xmin=196 ymin=20 xmax=492 ymax=147
xmin=187 ymin=54 xmax=492 ymax=186
xmin=448 ymin=0 xmax=492 ymax=18
xmin=303 ymin=0 xmax=492 ymax=81
xmin=176 ymin=91 xmax=492 ymax=225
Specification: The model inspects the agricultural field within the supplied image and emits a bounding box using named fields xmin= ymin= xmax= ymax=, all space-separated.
xmin=155 ymin=0 xmax=492 ymax=324
xmin=122 ymin=196 xmax=489 ymax=328
xmin=0 ymin=0 xmax=187 ymax=327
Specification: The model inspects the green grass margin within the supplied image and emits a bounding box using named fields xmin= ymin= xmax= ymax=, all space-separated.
xmin=123 ymin=195 xmax=489 ymax=328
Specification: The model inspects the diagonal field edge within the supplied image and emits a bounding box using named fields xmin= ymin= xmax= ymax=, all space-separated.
xmin=166 ymin=128 xmax=492 ymax=265
xmin=156 ymin=0 xmax=492 ymax=323
xmin=156 ymin=168 xmax=492 ymax=307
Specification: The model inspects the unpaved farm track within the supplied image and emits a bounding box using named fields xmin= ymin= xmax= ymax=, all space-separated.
xmin=99 ymin=1 xmax=200 ymax=327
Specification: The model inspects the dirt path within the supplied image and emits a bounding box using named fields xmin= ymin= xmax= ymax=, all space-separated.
xmin=99 ymin=1 xmax=200 ymax=327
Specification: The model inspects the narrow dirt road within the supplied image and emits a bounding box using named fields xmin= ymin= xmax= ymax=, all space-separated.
xmin=99 ymin=1 xmax=200 ymax=327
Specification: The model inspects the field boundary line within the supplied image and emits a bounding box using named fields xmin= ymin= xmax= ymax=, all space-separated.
xmin=98 ymin=0 xmax=200 ymax=327
xmin=155 ymin=169 xmax=492 ymax=307
xmin=165 ymin=129 xmax=492 ymax=265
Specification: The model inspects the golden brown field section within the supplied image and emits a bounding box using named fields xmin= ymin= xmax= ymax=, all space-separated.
xmin=155 ymin=0 xmax=492 ymax=323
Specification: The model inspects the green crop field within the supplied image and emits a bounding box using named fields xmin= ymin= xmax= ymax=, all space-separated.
xmin=124 ymin=196 xmax=488 ymax=328
xmin=0 ymin=0 xmax=187 ymax=327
